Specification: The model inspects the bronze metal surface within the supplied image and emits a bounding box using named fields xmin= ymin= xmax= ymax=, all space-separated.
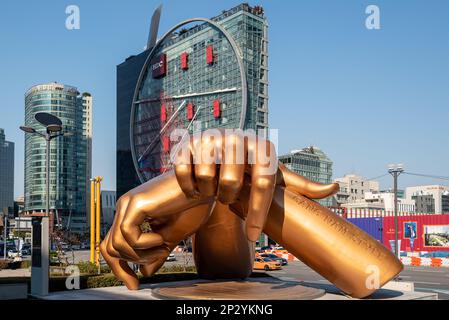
xmin=101 ymin=130 xmax=403 ymax=298
xmin=152 ymin=280 xmax=325 ymax=300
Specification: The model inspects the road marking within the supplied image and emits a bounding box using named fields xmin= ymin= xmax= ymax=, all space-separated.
xmin=398 ymin=275 xmax=411 ymax=278
xmin=432 ymin=289 xmax=449 ymax=295
xmin=416 ymin=287 xmax=449 ymax=295
xmin=414 ymin=281 xmax=442 ymax=285
xmin=406 ymin=269 xmax=446 ymax=273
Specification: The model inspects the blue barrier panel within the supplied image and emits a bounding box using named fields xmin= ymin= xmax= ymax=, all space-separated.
xmin=347 ymin=217 xmax=383 ymax=242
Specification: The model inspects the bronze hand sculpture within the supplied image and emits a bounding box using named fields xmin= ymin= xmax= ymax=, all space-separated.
xmin=101 ymin=130 xmax=403 ymax=298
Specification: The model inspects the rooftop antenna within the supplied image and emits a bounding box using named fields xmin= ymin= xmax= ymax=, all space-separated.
xmin=147 ymin=3 xmax=163 ymax=50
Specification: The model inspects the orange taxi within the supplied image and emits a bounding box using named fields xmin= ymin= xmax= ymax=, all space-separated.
xmin=253 ymin=257 xmax=282 ymax=271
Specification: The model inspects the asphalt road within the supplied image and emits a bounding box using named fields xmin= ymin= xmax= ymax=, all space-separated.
xmin=267 ymin=260 xmax=449 ymax=300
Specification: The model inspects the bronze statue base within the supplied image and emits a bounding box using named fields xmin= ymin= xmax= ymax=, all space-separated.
xmin=152 ymin=278 xmax=325 ymax=300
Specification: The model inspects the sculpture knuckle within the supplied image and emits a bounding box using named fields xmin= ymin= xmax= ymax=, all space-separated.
xmin=175 ymin=164 xmax=190 ymax=177
xmin=120 ymin=220 xmax=135 ymax=245
xmin=196 ymin=168 xmax=215 ymax=181
xmin=220 ymin=176 xmax=242 ymax=190
xmin=99 ymin=240 xmax=106 ymax=253
xmin=255 ymin=177 xmax=274 ymax=190
xmin=111 ymin=235 xmax=125 ymax=253
xmin=116 ymin=195 xmax=129 ymax=210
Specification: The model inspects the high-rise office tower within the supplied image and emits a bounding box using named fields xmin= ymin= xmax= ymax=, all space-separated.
xmin=117 ymin=50 xmax=151 ymax=199
xmin=0 ymin=128 xmax=14 ymax=214
xmin=116 ymin=4 xmax=162 ymax=199
xmin=117 ymin=3 xmax=269 ymax=198
xmin=279 ymin=146 xmax=334 ymax=206
xmin=24 ymin=82 xmax=92 ymax=234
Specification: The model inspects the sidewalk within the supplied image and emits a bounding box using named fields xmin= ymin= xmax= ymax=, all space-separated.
xmin=0 ymin=268 xmax=31 ymax=278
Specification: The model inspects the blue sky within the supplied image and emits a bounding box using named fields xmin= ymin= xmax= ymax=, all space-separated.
xmin=1 ymin=0 xmax=448 ymax=198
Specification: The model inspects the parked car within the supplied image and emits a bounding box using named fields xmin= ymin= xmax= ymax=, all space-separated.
xmin=80 ymin=242 xmax=90 ymax=249
xmin=420 ymin=251 xmax=449 ymax=258
xmin=7 ymin=249 xmax=21 ymax=258
xmin=260 ymin=253 xmax=288 ymax=266
xmin=166 ymin=253 xmax=176 ymax=262
xmin=21 ymin=248 xmax=31 ymax=256
xmin=253 ymin=257 xmax=281 ymax=271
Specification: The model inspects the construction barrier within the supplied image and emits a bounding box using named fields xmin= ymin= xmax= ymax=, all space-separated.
xmin=431 ymin=258 xmax=442 ymax=267
xmin=420 ymin=258 xmax=432 ymax=266
xmin=260 ymin=250 xmax=299 ymax=261
xmin=401 ymin=256 xmax=449 ymax=268
xmin=173 ymin=246 xmax=184 ymax=253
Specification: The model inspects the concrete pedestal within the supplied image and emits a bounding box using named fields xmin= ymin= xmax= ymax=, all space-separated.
xmin=44 ymin=277 xmax=437 ymax=300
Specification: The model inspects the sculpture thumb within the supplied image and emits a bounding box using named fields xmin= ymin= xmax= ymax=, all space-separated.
xmin=264 ymin=186 xmax=403 ymax=298
xmin=277 ymin=162 xmax=339 ymax=199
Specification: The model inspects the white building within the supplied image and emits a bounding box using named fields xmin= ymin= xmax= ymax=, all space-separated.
xmin=333 ymin=174 xmax=380 ymax=205
xmin=405 ymin=185 xmax=449 ymax=214
xmin=341 ymin=190 xmax=415 ymax=215
xmin=367 ymin=191 xmax=415 ymax=213
xmin=82 ymin=94 xmax=93 ymax=224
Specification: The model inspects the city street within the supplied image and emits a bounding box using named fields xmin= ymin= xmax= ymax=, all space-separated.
xmin=64 ymin=250 xmax=449 ymax=300
xmin=1 ymin=250 xmax=448 ymax=299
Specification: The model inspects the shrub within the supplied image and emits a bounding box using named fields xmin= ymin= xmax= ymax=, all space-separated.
xmin=77 ymin=261 xmax=98 ymax=274
xmin=19 ymin=260 xmax=31 ymax=269
xmin=47 ymin=272 xmax=201 ymax=292
xmin=157 ymin=264 xmax=196 ymax=273
xmin=77 ymin=261 xmax=111 ymax=275
xmin=87 ymin=274 xmax=123 ymax=288
xmin=101 ymin=264 xmax=111 ymax=274
xmin=0 ymin=259 xmax=10 ymax=270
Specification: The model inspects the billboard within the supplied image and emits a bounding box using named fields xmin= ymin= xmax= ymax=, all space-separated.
xmin=424 ymin=225 xmax=449 ymax=247
xmin=383 ymin=214 xmax=449 ymax=252
xmin=404 ymin=221 xmax=417 ymax=239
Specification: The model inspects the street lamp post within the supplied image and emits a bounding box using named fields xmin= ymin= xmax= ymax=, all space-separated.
xmin=388 ymin=164 xmax=404 ymax=260
xmin=20 ymin=112 xmax=73 ymax=297
xmin=2 ymin=211 xmax=7 ymax=260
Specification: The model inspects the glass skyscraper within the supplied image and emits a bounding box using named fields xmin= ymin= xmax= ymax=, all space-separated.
xmin=24 ymin=83 xmax=92 ymax=234
xmin=0 ymin=128 xmax=14 ymax=214
xmin=117 ymin=50 xmax=151 ymax=199
xmin=210 ymin=3 xmax=269 ymax=134
xmin=117 ymin=3 xmax=269 ymax=198
xmin=279 ymin=147 xmax=334 ymax=206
